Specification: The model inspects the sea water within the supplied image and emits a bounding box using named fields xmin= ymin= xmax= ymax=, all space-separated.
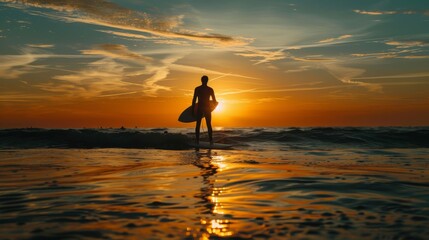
xmin=0 ymin=127 xmax=428 ymax=239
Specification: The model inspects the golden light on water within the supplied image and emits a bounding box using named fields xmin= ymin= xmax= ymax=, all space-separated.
xmin=193 ymin=151 xmax=233 ymax=239
xmin=201 ymin=219 xmax=233 ymax=238
xmin=211 ymin=187 xmax=225 ymax=214
xmin=212 ymin=155 xmax=227 ymax=172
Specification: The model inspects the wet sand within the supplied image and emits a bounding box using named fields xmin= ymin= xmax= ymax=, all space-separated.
xmin=0 ymin=148 xmax=428 ymax=239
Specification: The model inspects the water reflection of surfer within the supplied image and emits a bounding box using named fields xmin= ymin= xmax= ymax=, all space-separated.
xmin=193 ymin=150 xmax=217 ymax=214
xmin=192 ymin=150 xmax=232 ymax=237
xmin=192 ymin=75 xmax=217 ymax=145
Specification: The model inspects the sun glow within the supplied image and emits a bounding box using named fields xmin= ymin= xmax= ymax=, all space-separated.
xmin=213 ymin=101 xmax=224 ymax=113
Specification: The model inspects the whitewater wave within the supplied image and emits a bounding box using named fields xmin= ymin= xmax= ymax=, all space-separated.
xmin=0 ymin=127 xmax=428 ymax=149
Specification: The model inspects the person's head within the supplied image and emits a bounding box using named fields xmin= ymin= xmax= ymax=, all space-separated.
xmin=201 ymin=75 xmax=209 ymax=85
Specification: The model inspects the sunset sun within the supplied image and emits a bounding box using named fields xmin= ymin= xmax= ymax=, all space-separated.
xmin=213 ymin=101 xmax=224 ymax=114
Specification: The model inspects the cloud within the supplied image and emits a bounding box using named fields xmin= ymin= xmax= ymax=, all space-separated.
xmin=351 ymin=52 xmax=397 ymax=59
xmin=153 ymin=39 xmax=191 ymax=46
xmin=385 ymin=41 xmax=428 ymax=48
xmin=353 ymin=72 xmax=429 ymax=80
xmin=235 ymin=46 xmax=336 ymax=65
xmin=353 ymin=9 xmax=428 ymax=16
xmin=292 ymin=56 xmax=336 ymax=62
xmin=43 ymin=45 xmax=258 ymax=97
xmin=81 ymin=44 xmax=152 ymax=61
xmin=26 ymin=44 xmax=54 ymax=48
xmin=284 ymin=65 xmax=313 ymax=73
xmin=0 ymin=49 xmax=101 ymax=80
xmin=96 ymin=30 xmax=153 ymax=40
xmin=2 ymin=0 xmax=250 ymax=47
xmin=353 ymin=10 xmax=397 ymax=15
xmin=0 ymin=54 xmax=37 ymax=79
xmin=283 ymin=36 xmax=366 ymax=52
xmin=235 ymin=48 xmax=286 ymax=65
xmin=215 ymin=85 xmax=348 ymax=98
xmin=169 ymin=64 xmax=258 ymax=81
xmin=352 ymin=50 xmax=429 ymax=59
xmin=97 ymin=30 xmax=192 ymax=46
xmin=42 ymin=58 xmax=145 ymax=98
xmin=47 ymin=53 xmax=177 ymax=97
xmin=324 ymin=63 xmax=382 ymax=92
xmin=400 ymin=55 xmax=429 ymax=59
xmin=318 ymin=34 xmax=352 ymax=43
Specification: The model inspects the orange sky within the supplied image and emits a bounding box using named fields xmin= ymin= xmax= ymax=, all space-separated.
xmin=1 ymin=0 xmax=429 ymax=128
xmin=2 ymin=89 xmax=429 ymax=128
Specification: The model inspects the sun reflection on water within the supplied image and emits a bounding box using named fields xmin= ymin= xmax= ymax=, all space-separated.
xmin=200 ymin=219 xmax=233 ymax=238
xmin=189 ymin=150 xmax=233 ymax=239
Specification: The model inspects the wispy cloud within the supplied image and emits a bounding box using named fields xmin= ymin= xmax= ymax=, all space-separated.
xmin=235 ymin=48 xmax=286 ymax=65
xmin=0 ymin=92 xmax=52 ymax=102
xmin=400 ymin=55 xmax=429 ymax=59
xmin=97 ymin=31 xmax=192 ymax=47
xmin=324 ymin=63 xmax=382 ymax=92
xmin=169 ymin=64 xmax=258 ymax=80
xmin=284 ymin=65 xmax=315 ymax=73
xmin=39 ymin=44 xmax=258 ymax=98
xmin=216 ymin=85 xmax=349 ymax=98
xmin=318 ymin=34 xmax=352 ymax=43
xmin=282 ymin=36 xmax=366 ymax=52
xmin=153 ymin=39 xmax=191 ymax=46
xmin=354 ymin=9 xmax=428 ymax=16
xmin=385 ymin=41 xmax=428 ymax=48
xmin=41 ymin=58 xmax=144 ymax=98
xmin=0 ymin=48 xmax=101 ymax=80
xmin=81 ymin=44 xmax=152 ymax=61
xmin=96 ymin=30 xmax=153 ymax=40
xmin=351 ymin=52 xmax=397 ymax=59
xmin=26 ymin=44 xmax=54 ymax=48
xmin=353 ymin=10 xmax=398 ymax=15
xmin=1 ymin=0 xmax=251 ymax=47
xmin=352 ymin=49 xmax=429 ymax=60
xmin=292 ymin=56 xmax=336 ymax=62
xmin=48 ymin=52 xmax=178 ymax=97
xmin=352 ymin=72 xmax=429 ymax=80
xmin=0 ymin=54 xmax=38 ymax=79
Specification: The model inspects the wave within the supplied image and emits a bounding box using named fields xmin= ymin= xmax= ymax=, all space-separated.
xmin=230 ymin=127 xmax=429 ymax=148
xmin=0 ymin=127 xmax=428 ymax=149
xmin=0 ymin=128 xmax=190 ymax=150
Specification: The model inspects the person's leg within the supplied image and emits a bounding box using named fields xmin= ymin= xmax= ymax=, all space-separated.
xmin=205 ymin=112 xmax=213 ymax=144
xmin=195 ymin=117 xmax=201 ymax=144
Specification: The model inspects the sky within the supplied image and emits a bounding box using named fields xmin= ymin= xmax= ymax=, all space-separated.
xmin=1 ymin=0 xmax=429 ymax=128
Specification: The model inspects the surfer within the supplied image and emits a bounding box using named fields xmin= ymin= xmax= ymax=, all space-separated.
xmin=192 ymin=75 xmax=217 ymax=145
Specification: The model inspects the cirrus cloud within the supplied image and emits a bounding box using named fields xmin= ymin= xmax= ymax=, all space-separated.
xmin=81 ymin=44 xmax=152 ymax=61
xmin=1 ymin=0 xmax=251 ymax=47
xmin=235 ymin=48 xmax=286 ymax=65
xmin=353 ymin=9 xmax=428 ymax=16
xmin=385 ymin=41 xmax=428 ymax=48
xmin=318 ymin=34 xmax=352 ymax=43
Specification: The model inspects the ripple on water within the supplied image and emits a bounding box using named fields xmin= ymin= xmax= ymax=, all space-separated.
xmin=0 ymin=148 xmax=428 ymax=240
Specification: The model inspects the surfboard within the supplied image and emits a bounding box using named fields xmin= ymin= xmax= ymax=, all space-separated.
xmin=189 ymin=141 xmax=232 ymax=149
xmin=178 ymin=101 xmax=218 ymax=123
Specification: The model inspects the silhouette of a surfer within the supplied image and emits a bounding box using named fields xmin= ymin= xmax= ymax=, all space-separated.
xmin=192 ymin=75 xmax=217 ymax=145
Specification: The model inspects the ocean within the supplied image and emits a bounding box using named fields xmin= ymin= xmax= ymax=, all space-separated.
xmin=0 ymin=127 xmax=428 ymax=239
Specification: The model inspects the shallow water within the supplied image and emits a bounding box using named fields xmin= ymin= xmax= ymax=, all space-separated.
xmin=0 ymin=148 xmax=428 ymax=239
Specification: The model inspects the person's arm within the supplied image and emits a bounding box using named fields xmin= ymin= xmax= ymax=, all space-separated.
xmin=211 ymin=88 xmax=217 ymax=103
xmin=192 ymin=88 xmax=197 ymax=115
